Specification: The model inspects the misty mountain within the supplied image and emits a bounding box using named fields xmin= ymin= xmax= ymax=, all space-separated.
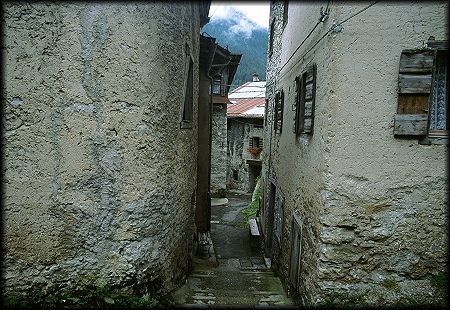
xmin=203 ymin=8 xmax=268 ymax=90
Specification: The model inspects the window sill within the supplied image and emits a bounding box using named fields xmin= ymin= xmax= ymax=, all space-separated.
xmin=418 ymin=136 xmax=449 ymax=145
xmin=180 ymin=121 xmax=193 ymax=129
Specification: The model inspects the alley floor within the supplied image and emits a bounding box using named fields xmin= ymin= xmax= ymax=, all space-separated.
xmin=170 ymin=191 xmax=295 ymax=308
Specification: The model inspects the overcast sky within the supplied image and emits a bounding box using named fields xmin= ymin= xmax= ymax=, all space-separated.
xmin=209 ymin=1 xmax=270 ymax=29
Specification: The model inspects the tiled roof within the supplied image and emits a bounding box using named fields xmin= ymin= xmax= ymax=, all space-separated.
xmin=228 ymin=81 xmax=266 ymax=99
xmin=227 ymin=80 xmax=266 ymax=118
xmin=227 ymin=97 xmax=265 ymax=118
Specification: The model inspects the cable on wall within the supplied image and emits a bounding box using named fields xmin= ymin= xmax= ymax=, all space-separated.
xmin=265 ymin=1 xmax=379 ymax=89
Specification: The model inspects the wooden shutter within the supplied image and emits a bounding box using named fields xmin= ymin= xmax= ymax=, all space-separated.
xmin=294 ymin=76 xmax=301 ymax=133
xmin=394 ymin=49 xmax=435 ymax=136
xmin=274 ymin=191 xmax=284 ymax=247
xmin=273 ymin=92 xmax=279 ymax=131
xmin=279 ymin=90 xmax=284 ymax=134
xmin=303 ymin=64 xmax=316 ymax=133
xmin=295 ymin=63 xmax=317 ymax=135
xmin=274 ymin=90 xmax=284 ymax=134
xmin=289 ymin=213 xmax=302 ymax=290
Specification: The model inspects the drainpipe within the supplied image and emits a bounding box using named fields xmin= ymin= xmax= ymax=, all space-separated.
xmin=197 ymin=41 xmax=217 ymax=259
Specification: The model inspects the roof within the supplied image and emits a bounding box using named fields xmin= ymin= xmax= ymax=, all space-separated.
xmin=228 ymin=81 xmax=266 ymax=99
xmin=227 ymin=80 xmax=266 ymax=118
xmin=227 ymin=97 xmax=266 ymax=118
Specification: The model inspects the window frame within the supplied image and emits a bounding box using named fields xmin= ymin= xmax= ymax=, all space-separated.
xmin=181 ymin=46 xmax=194 ymax=129
xmin=294 ymin=63 xmax=317 ymax=135
xmin=274 ymin=89 xmax=284 ymax=134
xmin=427 ymin=48 xmax=448 ymax=140
xmin=212 ymin=74 xmax=222 ymax=95
xmin=268 ymin=18 xmax=275 ymax=57
xmin=282 ymin=0 xmax=289 ymax=29
xmin=393 ymin=40 xmax=448 ymax=144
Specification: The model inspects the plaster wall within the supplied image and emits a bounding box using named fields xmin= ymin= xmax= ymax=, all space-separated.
xmin=264 ymin=1 xmax=448 ymax=306
xmin=320 ymin=2 xmax=448 ymax=303
xmin=3 ymin=3 xmax=201 ymax=296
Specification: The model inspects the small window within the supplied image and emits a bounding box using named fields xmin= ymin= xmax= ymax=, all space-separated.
xmin=212 ymin=75 xmax=221 ymax=95
xmin=232 ymin=169 xmax=239 ymax=181
xmin=250 ymin=136 xmax=262 ymax=148
xmin=394 ymin=41 xmax=448 ymax=142
xmin=181 ymin=52 xmax=194 ymax=129
xmin=264 ymin=99 xmax=269 ymax=126
xmin=268 ymin=19 xmax=275 ymax=56
xmin=429 ymin=50 xmax=448 ymax=136
xmin=274 ymin=89 xmax=284 ymax=134
xmin=289 ymin=213 xmax=302 ymax=291
xmin=294 ymin=64 xmax=317 ymax=135
xmin=283 ymin=0 xmax=289 ymax=28
xmin=274 ymin=190 xmax=284 ymax=248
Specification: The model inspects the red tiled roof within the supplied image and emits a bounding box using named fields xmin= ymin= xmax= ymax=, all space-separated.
xmin=227 ymin=97 xmax=265 ymax=117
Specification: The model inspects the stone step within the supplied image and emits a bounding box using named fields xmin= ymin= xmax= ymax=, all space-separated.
xmin=181 ymin=294 xmax=292 ymax=307
xmin=191 ymin=270 xmax=274 ymax=277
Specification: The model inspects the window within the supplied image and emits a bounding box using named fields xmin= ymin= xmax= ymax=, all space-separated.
xmin=294 ymin=63 xmax=317 ymax=135
xmin=274 ymin=89 xmax=284 ymax=134
xmin=274 ymin=190 xmax=284 ymax=248
xmin=268 ymin=19 xmax=275 ymax=56
xmin=250 ymin=136 xmax=263 ymax=148
xmin=264 ymin=99 xmax=269 ymax=126
xmin=394 ymin=40 xmax=448 ymax=143
xmin=212 ymin=75 xmax=221 ymax=95
xmin=181 ymin=49 xmax=194 ymax=129
xmin=232 ymin=169 xmax=238 ymax=181
xmin=429 ymin=50 xmax=448 ymax=136
xmin=283 ymin=0 xmax=289 ymax=28
xmin=289 ymin=213 xmax=302 ymax=291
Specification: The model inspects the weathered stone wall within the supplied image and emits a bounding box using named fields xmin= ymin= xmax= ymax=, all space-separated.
xmin=211 ymin=104 xmax=227 ymax=196
xmin=227 ymin=119 xmax=246 ymax=191
xmin=317 ymin=2 xmax=448 ymax=305
xmin=227 ymin=119 xmax=263 ymax=192
xmin=3 ymin=2 xmax=201 ymax=297
xmin=263 ymin=1 xmax=448 ymax=306
xmin=261 ymin=2 xmax=286 ymax=255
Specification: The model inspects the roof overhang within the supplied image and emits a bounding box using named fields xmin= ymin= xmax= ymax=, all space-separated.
xmin=213 ymin=96 xmax=232 ymax=105
xmin=199 ymin=1 xmax=211 ymax=28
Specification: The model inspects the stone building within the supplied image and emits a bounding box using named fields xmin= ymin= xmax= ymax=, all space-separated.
xmin=209 ymin=45 xmax=241 ymax=197
xmin=262 ymin=1 xmax=448 ymax=306
xmin=3 ymin=1 xmax=211 ymax=301
xmin=227 ymin=75 xmax=266 ymax=192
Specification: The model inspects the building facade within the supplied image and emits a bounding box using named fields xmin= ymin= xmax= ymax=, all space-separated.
xmin=209 ymin=46 xmax=241 ymax=197
xmin=227 ymin=76 xmax=266 ymax=192
xmin=3 ymin=2 xmax=210 ymax=300
xmin=262 ymin=1 xmax=448 ymax=306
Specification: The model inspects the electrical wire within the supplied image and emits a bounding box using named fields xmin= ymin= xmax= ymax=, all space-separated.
xmin=278 ymin=20 xmax=322 ymax=75
xmin=276 ymin=0 xmax=331 ymax=79
xmin=265 ymin=1 xmax=379 ymax=89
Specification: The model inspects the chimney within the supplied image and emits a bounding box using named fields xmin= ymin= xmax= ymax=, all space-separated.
xmin=252 ymin=73 xmax=260 ymax=82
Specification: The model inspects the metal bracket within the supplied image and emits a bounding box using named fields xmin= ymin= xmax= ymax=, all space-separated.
xmin=319 ymin=6 xmax=330 ymax=22
xmin=331 ymin=21 xmax=343 ymax=33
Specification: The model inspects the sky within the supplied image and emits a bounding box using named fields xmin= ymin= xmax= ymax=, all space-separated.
xmin=209 ymin=1 xmax=270 ymax=29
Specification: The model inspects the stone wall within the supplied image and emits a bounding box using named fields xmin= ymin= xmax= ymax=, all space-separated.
xmin=263 ymin=1 xmax=448 ymax=306
xmin=227 ymin=119 xmax=263 ymax=192
xmin=210 ymin=104 xmax=227 ymax=196
xmin=3 ymin=2 xmax=201 ymax=297
xmin=227 ymin=119 xmax=246 ymax=191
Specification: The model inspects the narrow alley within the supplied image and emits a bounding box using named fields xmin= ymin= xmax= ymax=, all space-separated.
xmin=170 ymin=191 xmax=294 ymax=308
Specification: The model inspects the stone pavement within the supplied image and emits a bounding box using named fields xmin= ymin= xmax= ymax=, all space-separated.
xmin=170 ymin=192 xmax=295 ymax=308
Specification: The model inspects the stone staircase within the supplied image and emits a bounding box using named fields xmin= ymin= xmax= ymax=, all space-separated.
xmin=171 ymin=257 xmax=295 ymax=308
